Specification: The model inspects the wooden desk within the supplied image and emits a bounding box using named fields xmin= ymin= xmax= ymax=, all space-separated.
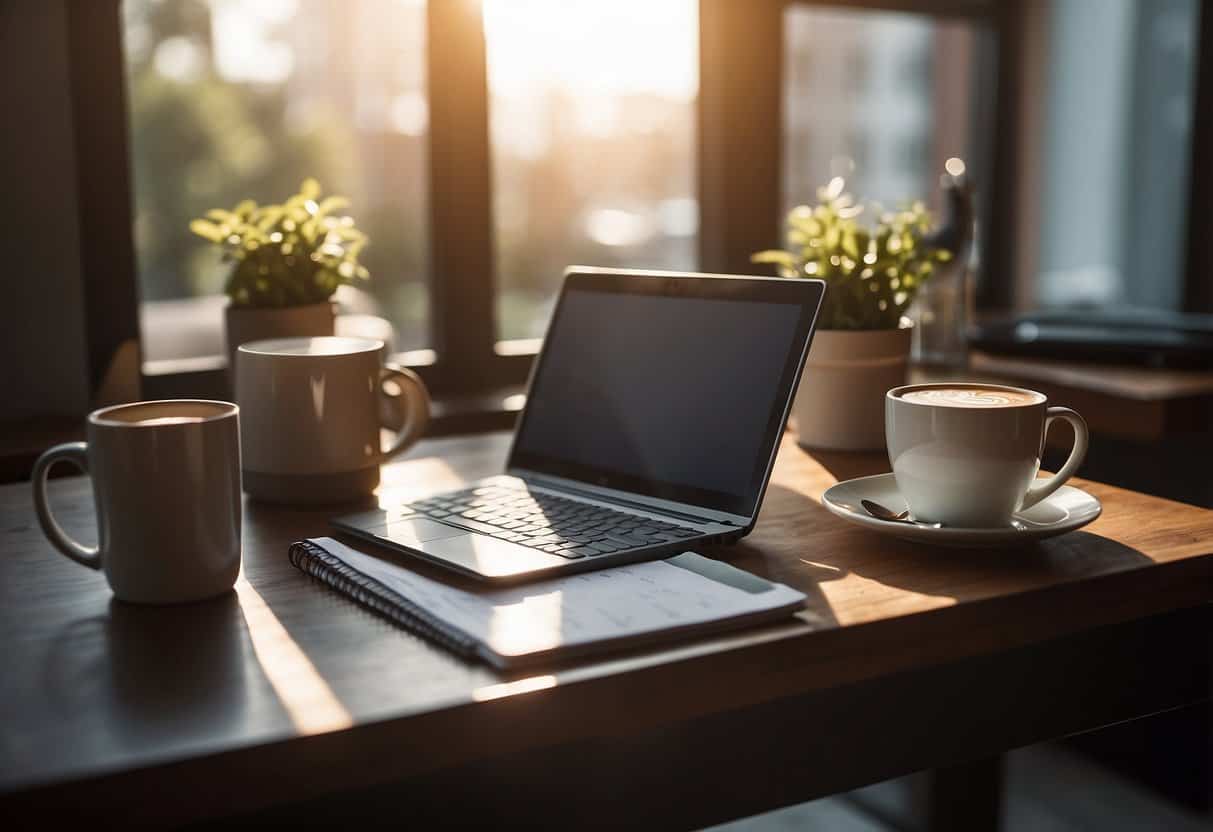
xmin=3 ymin=432 xmax=1212 ymax=828
xmin=943 ymin=353 xmax=1213 ymax=440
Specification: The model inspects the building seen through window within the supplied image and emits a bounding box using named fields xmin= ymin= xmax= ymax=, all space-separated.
xmin=782 ymin=7 xmax=979 ymax=227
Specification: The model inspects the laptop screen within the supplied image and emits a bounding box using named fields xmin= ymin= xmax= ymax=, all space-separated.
xmin=508 ymin=270 xmax=823 ymax=518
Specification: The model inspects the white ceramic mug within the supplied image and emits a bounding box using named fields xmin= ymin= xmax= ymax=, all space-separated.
xmin=236 ymin=336 xmax=430 ymax=503
xmin=32 ymin=400 xmax=242 ymax=604
xmin=885 ymin=383 xmax=1089 ymax=527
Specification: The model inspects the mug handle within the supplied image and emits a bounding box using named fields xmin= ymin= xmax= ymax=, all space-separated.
xmin=32 ymin=442 xmax=102 ymax=569
xmin=377 ymin=363 xmax=431 ymax=463
xmin=1020 ymin=407 xmax=1089 ymax=511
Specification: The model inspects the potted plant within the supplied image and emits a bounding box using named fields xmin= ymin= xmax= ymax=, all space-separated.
xmin=189 ymin=178 xmax=370 ymax=381
xmin=753 ymin=177 xmax=953 ymax=450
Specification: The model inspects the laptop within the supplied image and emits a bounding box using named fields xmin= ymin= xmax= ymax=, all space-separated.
xmin=333 ymin=267 xmax=826 ymax=582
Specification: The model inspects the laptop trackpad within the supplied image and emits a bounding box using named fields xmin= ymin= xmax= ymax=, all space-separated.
xmin=422 ymin=534 xmax=568 ymax=579
xmin=405 ymin=531 xmax=567 ymax=579
xmin=363 ymin=517 xmax=568 ymax=579
xmin=368 ymin=515 xmax=470 ymax=548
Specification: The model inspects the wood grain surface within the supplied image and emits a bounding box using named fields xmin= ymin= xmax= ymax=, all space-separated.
xmin=2 ymin=431 xmax=1211 ymax=825
xmin=914 ymin=355 xmax=1213 ymax=440
xmin=967 ymin=351 xmax=1213 ymax=401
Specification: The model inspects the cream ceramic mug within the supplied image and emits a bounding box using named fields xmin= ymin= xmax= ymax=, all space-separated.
xmin=236 ymin=336 xmax=430 ymax=503
xmin=885 ymin=383 xmax=1089 ymax=527
xmin=32 ymin=400 xmax=242 ymax=604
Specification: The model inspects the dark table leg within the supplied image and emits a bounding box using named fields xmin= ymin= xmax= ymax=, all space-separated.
xmin=921 ymin=756 xmax=1004 ymax=832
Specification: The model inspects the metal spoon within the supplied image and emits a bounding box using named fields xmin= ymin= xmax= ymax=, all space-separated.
xmin=861 ymin=499 xmax=908 ymax=522
xmin=861 ymin=499 xmax=944 ymax=528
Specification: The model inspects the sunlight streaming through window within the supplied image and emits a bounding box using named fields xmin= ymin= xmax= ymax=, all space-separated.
xmin=484 ymin=0 xmax=699 ymax=340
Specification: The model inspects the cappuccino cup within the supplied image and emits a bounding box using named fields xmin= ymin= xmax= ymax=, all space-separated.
xmin=236 ymin=336 xmax=430 ymax=504
xmin=885 ymin=383 xmax=1088 ymax=527
xmin=32 ymin=400 xmax=242 ymax=604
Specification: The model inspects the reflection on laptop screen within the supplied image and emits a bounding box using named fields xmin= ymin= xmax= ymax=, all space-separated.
xmin=510 ymin=284 xmax=810 ymax=516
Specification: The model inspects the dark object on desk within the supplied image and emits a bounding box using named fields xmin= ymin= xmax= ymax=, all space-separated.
xmin=969 ymin=309 xmax=1213 ymax=368
xmin=335 ymin=266 xmax=826 ymax=582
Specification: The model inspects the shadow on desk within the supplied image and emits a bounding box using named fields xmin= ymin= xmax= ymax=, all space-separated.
xmin=799 ymin=447 xmax=891 ymax=484
xmin=838 ymin=531 xmax=1153 ymax=601
xmin=42 ymin=593 xmax=293 ymax=757
xmin=768 ymin=443 xmax=1156 ymax=605
xmin=715 ymin=471 xmax=1154 ymax=632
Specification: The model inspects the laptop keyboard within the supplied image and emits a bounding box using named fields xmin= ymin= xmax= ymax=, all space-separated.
xmin=406 ymin=484 xmax=703 ymax=560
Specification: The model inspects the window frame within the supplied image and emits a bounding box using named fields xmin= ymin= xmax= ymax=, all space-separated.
xmin=72 ymin=0 xmax=1213 ymax=412
xmin=1183 ymin=0 xmax=1213 ymax=314
xmin=66 ymin=0 xmax=141 ymax=398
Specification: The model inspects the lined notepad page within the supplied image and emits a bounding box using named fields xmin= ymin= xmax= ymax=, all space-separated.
xmin=311 ymin=537 xmax=804 ymax=661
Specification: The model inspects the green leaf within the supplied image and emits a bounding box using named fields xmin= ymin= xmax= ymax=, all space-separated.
xmin=195 ymin=176 xmax=370 ymax=307
xmin=819 ymin=176 xmax=845 ymax=202
xmin=299 ymin=177 xmax=321 ymax=200
xmin=751 ymin=250 xmax=797 ymax=270
xmin=315 ymin=195 xmax=350 ymax=218
xmin=788 ymin=211 xmax=821 ymax=235
xmin=256 ymin=206 xmax=284 ymax=231
xmin=841 ymin=229 xmax=859 ymax=259
xmin=825 ymin=224 xmax=841 ymax=250
xmin=189 ymin=219 xmax=224 ymax=242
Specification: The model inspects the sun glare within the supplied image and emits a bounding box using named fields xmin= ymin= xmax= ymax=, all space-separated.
xmin=235 ymin=576 xmax=353 ymax=735
xmin=483 ymin=0 xmax=698 ymax=99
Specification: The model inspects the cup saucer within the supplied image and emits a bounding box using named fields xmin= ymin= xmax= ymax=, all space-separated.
xmin=821 ymin=472 xmax=1102 ymax=547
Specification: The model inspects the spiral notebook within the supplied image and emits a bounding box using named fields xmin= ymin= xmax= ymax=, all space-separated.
xmin=289 ymin=537 xmax=806 ymax=670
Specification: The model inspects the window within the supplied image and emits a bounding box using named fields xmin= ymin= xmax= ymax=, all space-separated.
xmin=782 ymin=6 xmax=983 ymax=223
xmin=1031 ymin=0 xmax=1200 ymax=311
xmin=483 ymin=0 xmax=699 ymax=340
xmin=58 ymin=0 xmax=1213 ymax=415
xmin=123 ymin=0 xmax=430 ymax=363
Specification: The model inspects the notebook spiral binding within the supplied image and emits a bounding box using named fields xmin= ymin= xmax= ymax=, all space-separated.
xmin=288 ymin=540 xmax=480 ymax=660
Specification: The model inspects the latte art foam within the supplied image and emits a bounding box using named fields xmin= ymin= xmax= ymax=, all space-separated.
xmin=899 ymin=387 xmax=1043 ymax=408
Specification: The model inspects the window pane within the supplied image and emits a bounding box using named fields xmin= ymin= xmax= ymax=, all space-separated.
xmin=123 ymin=0 xmax=429 ymax=362
xmin=1033 ymin=0 xmax=1198 ymax=311
xmin=485 ymin=0 xmax=699 ymax=341
xmin=783 ymin=7 xmax=981 ymax=220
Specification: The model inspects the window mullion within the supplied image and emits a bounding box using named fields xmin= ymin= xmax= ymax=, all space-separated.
xmin=697 ymin=0 xmax=784 ymax=274
xmin=69 ymin=0 xmax=142 ymax=401
xmin=426 ymin=0 xmax=498 ymax=394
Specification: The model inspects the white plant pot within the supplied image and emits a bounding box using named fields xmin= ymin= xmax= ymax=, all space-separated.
xmin=793 ymin=325 xmax=913 ymax=451
xmin=224 ymin=301 xmax=336 ymax=385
